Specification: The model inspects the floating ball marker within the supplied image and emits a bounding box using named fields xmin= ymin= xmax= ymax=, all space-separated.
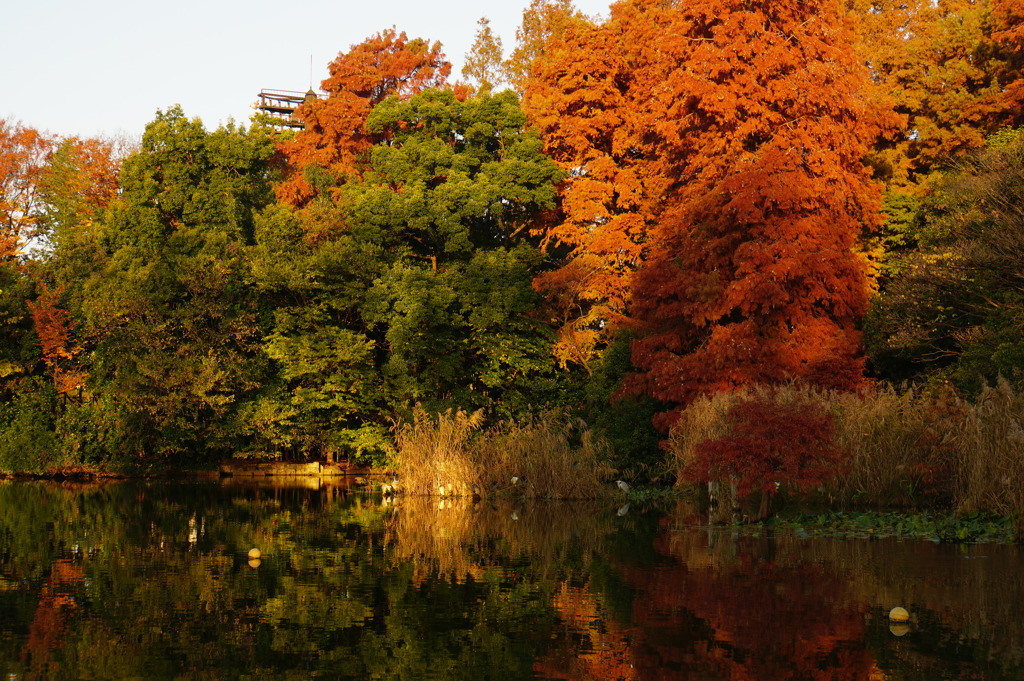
xmin=248 ymin=558 xmax=262 ymax=569
xmin=248 ymin=548 xmax=261 ymax=560
xmin=889 ymin=606 xmax=910 ymax=623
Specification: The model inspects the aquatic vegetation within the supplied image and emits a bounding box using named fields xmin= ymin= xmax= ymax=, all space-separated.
xmin=771 ymin=511 xmax=1016 ymax=544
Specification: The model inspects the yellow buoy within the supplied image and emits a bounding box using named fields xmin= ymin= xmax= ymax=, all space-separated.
xmin=248 ymin=548 xmax=261 ymax=560
xmin=248 ymin=558 xmax=262 ymax=569
xmin=889 ymin=606 xmax=910 ymax=623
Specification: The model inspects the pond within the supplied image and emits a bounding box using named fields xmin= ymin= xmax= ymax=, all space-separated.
xmin=0 ymin=478 xmax=1021 ymax=680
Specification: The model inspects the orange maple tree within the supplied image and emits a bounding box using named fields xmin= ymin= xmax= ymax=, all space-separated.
xmin=275 ymin=29 xmax=451 ymax=207
xmin=620 ymin=0 xmax=886 ymax=427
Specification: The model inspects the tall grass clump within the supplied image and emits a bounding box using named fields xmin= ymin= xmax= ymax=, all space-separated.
xmin=941 ymin=380 xmax=1024 ymax=518
xmin=393 ymin=408 xmax=615 ymax=499
xmin=826 ymin=385 xmax=938 ymax=505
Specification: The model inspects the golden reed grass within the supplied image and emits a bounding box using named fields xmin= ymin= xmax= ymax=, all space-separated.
xmin=392 ymin=408 xmax=615 ymax=500
xmin=667 ymin=380 xmax=1024 ymax=519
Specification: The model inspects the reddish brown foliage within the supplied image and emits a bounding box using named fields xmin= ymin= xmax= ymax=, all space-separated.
xmin=27 ymin=285 xmax=86 ymax=395
xmin=620 ymin=0 xmax=884 ymax=425
xmin=275 ymin=29 xmax=450 ymax=207
xmin=527 ymin=0 xmax=885 ymax=394
xmin=685 ymin=396 xmax=844 ymax=497
xmin=992 ymin=0 xmax=1024 ymax=127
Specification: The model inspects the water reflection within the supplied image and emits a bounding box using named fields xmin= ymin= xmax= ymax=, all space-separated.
xmin=0 ymin=480 xmax=1022 ymax=679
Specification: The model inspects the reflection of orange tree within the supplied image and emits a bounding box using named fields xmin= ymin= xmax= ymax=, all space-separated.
xmin=610 ymin=523 xmax=875 ymax=680
xmin=21 ymin=559 xmax=83 ymax=677
xmin=797 ymin=537 xmax=1024 ymax=677
xmin=533 ymin=584 xmax=638 ymax=681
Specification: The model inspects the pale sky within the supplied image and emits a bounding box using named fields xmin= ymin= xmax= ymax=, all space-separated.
xmin=1 ymin=0 xmax=611 ymax=141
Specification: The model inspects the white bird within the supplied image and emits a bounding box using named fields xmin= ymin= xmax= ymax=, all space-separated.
xmin=616 ymin=480 xmax=630 ymax=494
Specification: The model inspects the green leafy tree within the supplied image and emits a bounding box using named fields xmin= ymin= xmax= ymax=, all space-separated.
xmin=77 ymin=107 xmax=276 ymax=463
xmin=350 ymin=89 xmax=564 ymax=417
xmin=252 ymin=89 xmax=565 ymax=462
xmin=866 ymin=128 xmax=1024 ymax=390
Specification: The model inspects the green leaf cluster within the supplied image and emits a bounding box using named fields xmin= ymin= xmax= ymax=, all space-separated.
xmin=866 ymin=127 xmax=1024 ymax=392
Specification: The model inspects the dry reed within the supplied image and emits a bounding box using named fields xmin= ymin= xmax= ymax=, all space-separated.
xmin=393 ymin=408 xmax=615 ymax=500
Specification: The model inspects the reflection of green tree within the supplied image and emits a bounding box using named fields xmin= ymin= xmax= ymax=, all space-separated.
xmin=0 ymin=482 xmax=602 ymax=679
xmin=5 ymin=483 xmax=1024 ymax=680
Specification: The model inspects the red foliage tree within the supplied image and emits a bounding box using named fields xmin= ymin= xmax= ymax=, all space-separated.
xmin=275 ymin=29 xmax=450 ymax=207
xmin=26 ymin=285 xmax=86 ymax=397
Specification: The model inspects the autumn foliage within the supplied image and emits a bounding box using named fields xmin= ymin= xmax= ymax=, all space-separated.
xmin=275 ymin=29 xmax=450 ymax=206
xmin=3 ymin=3 xmax=1024 ymax=485
xmin=619 ymin=0 xmax=882 ymax=425
xmin=684 ymin=394 xmax=843 ymax=498
xmin=0 ymin=119 xmax=52 ymax=244
xmin=26 ymin=285 xmax=86 ymax=397
xmin=523 ymin=5 xmax=669 ymax=367
xmin=993 ymin=0 xmax=1024 ymax=127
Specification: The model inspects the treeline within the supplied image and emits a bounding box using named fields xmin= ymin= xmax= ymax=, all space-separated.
xmin=0 ymin=0 xmax=1022 ymax=476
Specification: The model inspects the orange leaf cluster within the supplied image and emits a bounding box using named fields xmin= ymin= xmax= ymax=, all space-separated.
xmin=992 ymin=0 xmax=1024 ymax=127
xmin=27 ymin=285 xmax=86 ymax=395
xmin=48 ymin=137 xmax=120 ymax=218
xmin=275 ymin=29 xmax=451 ymax=207
xmin=0 ymin=119 xmax=52 ymax=245
xmin=523 ymin=2 xmax=677 ymax=366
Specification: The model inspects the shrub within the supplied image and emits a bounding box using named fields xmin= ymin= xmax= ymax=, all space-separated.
xmin=684 ymin=395 xmax=842 ymax=498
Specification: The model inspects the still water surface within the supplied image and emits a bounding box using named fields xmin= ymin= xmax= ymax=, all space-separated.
xmin=0 ymin=478 xmax=1021 ymax=680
